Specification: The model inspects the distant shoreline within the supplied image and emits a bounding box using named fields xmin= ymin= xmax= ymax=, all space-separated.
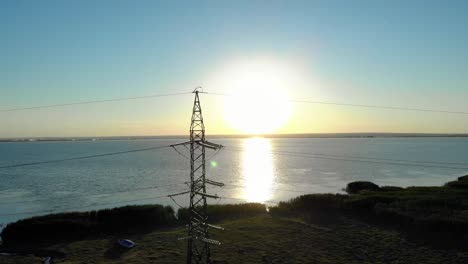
xmin=1 ymin=133 xmax=468 ymax=142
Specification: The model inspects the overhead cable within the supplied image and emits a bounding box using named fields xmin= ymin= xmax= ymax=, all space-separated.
xmin=0 ymin=182 xmax=186 ymax=205
xmin=1 ymin=92 xmax=191 ymax=113
xmin=0 ymin=145 xmax=170 ymax=169
xmin=0 ymin=191 xmax=185 ymax=217
xmin=205 ymin=92 xmax=468 ymax=115
xmin=224 ymin=146 xmax=468 ymax=170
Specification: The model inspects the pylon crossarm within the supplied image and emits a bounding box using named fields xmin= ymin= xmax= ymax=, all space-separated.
xmin=195 ymin=192 xmax=219 ymax=199
xmin=168 ymin=190 xmax=190 ymax=197
xmin=170 ymin=141 xmax=190 ymax=147
xmin=178 ymin=236 xmax=192 ymax=241
xmin=202 ymin=140 xmax=223 ymax=149
xmin=191 ymin=221 xmax=222 ymax=230
xmin=207 ymin=224 xmax=224 ymax=230
xmin=200 ymin=237 xmax=221 ymax=245
xmin=206 ymin=179 xmax=224 ymax=187
xmin=195 ymin=141 xmax=223 ymax=150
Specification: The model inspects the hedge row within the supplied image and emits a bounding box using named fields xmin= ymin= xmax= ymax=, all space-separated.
xmin=1 ymin=205 xmax=175 ymax=244
xmin=1 ymin=203 xmax=267 ymax=245
xmin=270 ymin=176 xmax=468 ymax=232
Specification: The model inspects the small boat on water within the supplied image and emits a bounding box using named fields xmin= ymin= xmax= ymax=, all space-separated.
xmin=117 ymin=239 xmax=136 ymax=249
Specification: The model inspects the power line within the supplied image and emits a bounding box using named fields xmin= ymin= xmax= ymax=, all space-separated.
xmin=0 ymin=182 xmax=314 ymax=207
xmin=289 ymin=99 xmax=468 ymax=115
xmin=3 ymin=90 xmax=466 ymax=115
xmin=0 ymin=193 xmax=279 ymax=217
xmin=2 ymin=141 xmax=465 ymax=171
xmin=0 ymin=191 xmax=186 ymax=217
xmin=171 ymin=145 xmax=190 ymax=160
xmin=0 ymin=92 xmax=191 ymax=113
xmin=219 ymin=143 xmax=468 ymax=166
xmin=205 ymin=92 xmax=468 ymax=115
xmin=0 ymin=145 xmax=171 ymax=169
xmin=295 ymin=152 xmax=468 ymax=166
xmin=0 ymin=182 xmax=186 ymax=205
xmin=2 ymin=139 xmax=466 ymax=172
xmin=252 ymin=149 xmax=468 ymax=166
xmin=224 ymin=146 xmax=468 ymax=170
xmin=0 ymin=183 xmax=339 ymax=217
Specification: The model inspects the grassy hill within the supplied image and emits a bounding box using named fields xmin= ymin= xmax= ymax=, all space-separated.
xmin=2 ymin=176 xmax=468 ymax=263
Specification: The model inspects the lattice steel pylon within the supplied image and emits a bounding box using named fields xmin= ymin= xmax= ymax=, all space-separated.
xmin=171 ymin=87 xmax=224 ymax=264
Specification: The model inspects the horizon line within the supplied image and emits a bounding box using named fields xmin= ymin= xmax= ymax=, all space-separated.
xmin=2 ymin=132 xmax=468 ymax=142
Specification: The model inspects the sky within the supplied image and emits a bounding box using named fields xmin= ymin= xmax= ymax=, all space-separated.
xmin=1 ymin=0 xmax=468 ymax=138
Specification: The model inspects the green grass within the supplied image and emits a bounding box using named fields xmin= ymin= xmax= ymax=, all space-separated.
xmin=3 ymin=214 xmax=467 ymax=263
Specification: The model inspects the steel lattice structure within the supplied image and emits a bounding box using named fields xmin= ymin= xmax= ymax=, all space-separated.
xmin=171 ymin=87 xmax=224 ymax=264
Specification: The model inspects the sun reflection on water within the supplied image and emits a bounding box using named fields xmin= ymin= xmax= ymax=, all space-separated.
xmin=241 ymin=137 xmax=275 ymax=203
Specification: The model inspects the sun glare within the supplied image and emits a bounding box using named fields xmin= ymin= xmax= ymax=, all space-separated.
xmin=241 ymin=137 xmax=275 ymax=203
xmin=221 ymin=59 xmax=293 ymax=134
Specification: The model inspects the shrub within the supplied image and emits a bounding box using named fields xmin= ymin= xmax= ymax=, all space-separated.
xmin=444 ymin=175 xmax=468 ymax=189
xmin=445 ymin=180 xmax=468 ymax=189
xmin=1 ymin=204 xmax=176 ymax=245
xmin=345 ymin=181 xmax=380 ymax=194
xmin=458 ymin=175 xmax=468 ymax=182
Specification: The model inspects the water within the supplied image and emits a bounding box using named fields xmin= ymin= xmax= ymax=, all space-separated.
xmin=1 ymin=137 xmax=467 ymax=229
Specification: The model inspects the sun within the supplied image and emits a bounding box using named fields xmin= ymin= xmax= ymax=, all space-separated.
xmin=221 ymin=59 xmax=293 ymax=134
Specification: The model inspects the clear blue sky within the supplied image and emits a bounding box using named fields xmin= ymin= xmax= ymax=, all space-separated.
xmin=1 ymin=0 xmax=468 ymax=137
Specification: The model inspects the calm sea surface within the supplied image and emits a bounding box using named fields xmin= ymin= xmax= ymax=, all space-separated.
xmin=1 ymin=137 xmax=467 ymax=230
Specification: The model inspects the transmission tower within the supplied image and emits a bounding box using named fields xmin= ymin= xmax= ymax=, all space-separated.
xmin=171 ymin=87 xmax=224 ymax=264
